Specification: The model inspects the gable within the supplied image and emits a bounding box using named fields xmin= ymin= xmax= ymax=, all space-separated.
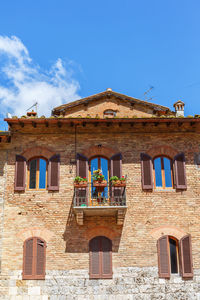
xmin=52 ymin=89 xmax=173 ymax=118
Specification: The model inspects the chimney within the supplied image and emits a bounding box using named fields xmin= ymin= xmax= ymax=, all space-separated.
xmin=173 ymin=100 xmax=185 ymax=117
xmin=27 ymin=110 xmax=37 ymax=117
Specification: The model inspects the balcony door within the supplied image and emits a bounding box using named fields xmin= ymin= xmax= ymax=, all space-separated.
xmin=89 ymin=157 xmax=109 ymax=201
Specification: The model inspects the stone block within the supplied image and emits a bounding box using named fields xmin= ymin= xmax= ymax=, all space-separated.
xmin=28 ymin=286 xmax=41 ymax=296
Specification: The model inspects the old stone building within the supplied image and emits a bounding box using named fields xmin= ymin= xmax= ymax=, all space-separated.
xmin=0 ymin=89 xmax=200 ymax=299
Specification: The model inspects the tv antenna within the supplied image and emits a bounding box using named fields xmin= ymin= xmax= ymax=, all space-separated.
xmin=144 ymin=86 xmax=154 ymax=101
xmin=26 ymin=102 xmax=38 ymax=113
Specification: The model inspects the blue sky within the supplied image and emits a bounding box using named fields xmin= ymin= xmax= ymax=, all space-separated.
xmin=0 ymin=0 xmax=200 ymax=129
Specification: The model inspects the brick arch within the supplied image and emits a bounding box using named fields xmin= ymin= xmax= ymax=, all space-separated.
xmin=82 ymin=145 xmax=117 ymax=160
xmin=22 ymin=146 xmax=56 ymax=161
xmin=84 ymin=226 xmax=118 ymax=241
xmin=150 ymin=225 xmax=187 ymax=241
xmin=17 ymin=227 xmax=54 ymax=243
xmin=147 ymin=145 xmax=178 ymax=159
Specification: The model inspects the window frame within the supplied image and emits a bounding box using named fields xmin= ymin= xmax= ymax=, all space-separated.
xmin=22 ymin=237 xmax=46 ymax=280
xmin=168 ymin=236 xmax=179 ymax=274
xmin=153 ymin=156 xmax=174 ymax=189
xmin=27 ymin=157 xmax=48 ymax=190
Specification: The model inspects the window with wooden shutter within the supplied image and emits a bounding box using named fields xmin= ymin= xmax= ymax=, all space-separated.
xmin=89 ymin=236 xmax=112 ymax=279
xmin=174 ymin=153 xmax=187 ymax=190
xmin=48 ymin=154 xmax=60 ymax=191
xmin=157 ymin=236 xmax=170 ymax=278
xmin=15 ymin=155 xmax=26 ymax=191
xmin=140 ymin=153 xmax=153 ymax=190
xmin=180 ymin=235 xmax=193 ymax=279
xmin=23 ymin=237 xmax=46 ymax=280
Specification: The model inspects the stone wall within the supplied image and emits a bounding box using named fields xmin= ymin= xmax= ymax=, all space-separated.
xmin=1 ymin=267 xmax=200 ymax=299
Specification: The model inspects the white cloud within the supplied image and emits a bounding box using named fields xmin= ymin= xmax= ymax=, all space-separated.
xmin=0 ymin=35 xmax=80 ymax=117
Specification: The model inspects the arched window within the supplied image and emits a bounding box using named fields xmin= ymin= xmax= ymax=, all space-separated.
xmin=89 ymin=236 xmax=112 ymax=279
xmin=23 ymin=237 xmax=46 ymax=279
xmin=14 ymin=154 xmax=60 ymax=192
xmin=153 ymin=156 xmax=173 ymax=189
xmin=90 ymin=156 xmax=109 ymax=199
xmin=157 ymin=235 xmax=193 ymax=279
xmin=28 ymin=158 xmax=47 ymax=189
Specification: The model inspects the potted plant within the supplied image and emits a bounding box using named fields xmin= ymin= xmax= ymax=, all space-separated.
xmin=74 ymin=176 xmax=88 ymax=188
xmin=92 ymin=169 xmax=107 ymax=187
xmin=110 ymin=175 xmax=126 ymax=187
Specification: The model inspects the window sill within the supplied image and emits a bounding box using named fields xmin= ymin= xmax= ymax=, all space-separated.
xmin=154 ymin=188 xmax=175 ymax=192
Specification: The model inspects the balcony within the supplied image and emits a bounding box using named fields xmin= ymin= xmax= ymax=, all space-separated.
xmin=73 ymin=182 xmax=127 ymax=225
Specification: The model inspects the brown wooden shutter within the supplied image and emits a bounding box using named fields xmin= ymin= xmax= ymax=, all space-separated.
xmin=23 ymin=238 xmax=33 ymax=278
xmin=180 ymin=234 xmax=193 ymax=279
xmin=36 ymin=238 xmax=46 ymax=278
xmin=76 ymin=153 xmax=88 ymax=178
xmin=140 ymin=153 xmax=153 ymax=190
xmin=110 ymin=153 xmax=123 ymax=201
xmin=48 ymin=154 xmax=60 ymax=191
xmin=174 ymin=153 xmax=187 ymax=190
xmin=157 ymin=236 xmax=170 ymax=278
xmin=101 ymin=236 xmax=112 ymax=279
xmin=15 ymin=155 xmax=26 ymax=191
xmin=89 ymin=237 xmax=100 ymax=279
xmin=110 ymin=153 xmax=122 ymax=178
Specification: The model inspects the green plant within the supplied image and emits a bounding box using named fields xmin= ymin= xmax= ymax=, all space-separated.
xmin=92 ymin=169 xmax=105 ymax=181
xmin=120 ymin=176 xmax=126 ymax=181
xmin=109 ymin=176 xmax=119 ymax=182
xmin=74 ymin=176 xmax=87 ymax=182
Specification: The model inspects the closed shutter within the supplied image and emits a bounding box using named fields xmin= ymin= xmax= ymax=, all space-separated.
xmin=36 ymin=238 xmax=46 ymax=278
xmin=48 ymin=154 xmax=60 ymax=191
xmin=140 ymin=153 xmax=153 ymax=190
xmin=15 ymin=155 xmax=26 ymax=191
xmin=174 ymin=153 xmax=187 ymax=190
xmin=89 ymin=237 xmax=100 ymax=279
xmin=76 ymin=154 xmax=88 ymax=201
xmin=101 ymin=236 xmax=112 ymax=278
xmin=76 ymin=153 xmax=88 ymax=178
xmin=180 ymin=235 xmax=193 ymax=278
xmin=23 ymin=237 xmax=46 ymax=280
xmin=110 ymin=153 xmax=122 ymax=178
xmin=23 ymin=238 xmax=33 ymax=278
xmin=157 ymin=236 xmax=170 ymax=278
xmin=110 ymin=153 xmax=123 ymax=201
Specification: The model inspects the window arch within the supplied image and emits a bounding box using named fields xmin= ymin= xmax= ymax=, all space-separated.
xmin=23 ymin=237 xmax=46 ymax=280
xmin=153 ymin=156 xmax=174 ymax=189
xmin=103 ymin=109 xmax=117 ymax=118
xmin=89 ymin=236 xmax=112 ymax=279
xmin=157 ymin=234 xmax=193 ymax=279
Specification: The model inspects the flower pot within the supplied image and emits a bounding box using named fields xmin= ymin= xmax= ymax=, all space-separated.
xmin=112 ymin=180 xmax=126 ymax=187
xmin=74 ymin=182 xmax=88 ymax=188
xmin=93 ymin=180 xmax=107 ymax=187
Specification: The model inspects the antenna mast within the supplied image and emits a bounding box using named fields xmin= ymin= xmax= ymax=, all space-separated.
xmin=26 ymin=102 xmax=38 ymax=113
xmin=144 ymin=86 xmax=154 ymax=101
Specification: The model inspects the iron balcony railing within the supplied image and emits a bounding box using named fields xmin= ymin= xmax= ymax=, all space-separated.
xmin=73 ymin=182 xmax=126 ymax=207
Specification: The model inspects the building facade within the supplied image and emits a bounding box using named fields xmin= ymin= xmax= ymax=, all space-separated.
xmin=0 ymin=89 xmax=200 ymax=299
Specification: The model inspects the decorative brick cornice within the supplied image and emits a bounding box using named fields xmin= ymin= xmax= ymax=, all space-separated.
xmin=147 ymin=145 xmax=178 ymax=159
xmin=17 ymin=227 xmax=54 ymax=242
xmin=82 ymin=145 xmax=117 ymax=159
xmin=21 ymin=146 xmax=56 ymax=160
xmin=150 ymin=225 xmax=187 ymax=240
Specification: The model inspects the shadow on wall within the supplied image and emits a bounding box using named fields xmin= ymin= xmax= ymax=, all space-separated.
xmin=62 ymin=202 xmax=123 ymax=253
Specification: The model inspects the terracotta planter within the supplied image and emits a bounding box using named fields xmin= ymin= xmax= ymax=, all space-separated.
xmin=93 ymin=180 xmax=107 ymax=187
xmin=111 ymin=180 xmax=126 ymax=187
xmin=74 ymin=181 xmax=88 ymax=188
